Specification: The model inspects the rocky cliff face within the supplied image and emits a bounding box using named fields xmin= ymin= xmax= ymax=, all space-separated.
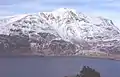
xmin=0 ymin=8 xmax=120 ymax=56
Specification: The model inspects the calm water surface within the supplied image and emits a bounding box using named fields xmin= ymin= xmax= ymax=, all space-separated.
xmin=0 ymin=57 xmax=120 ymax=77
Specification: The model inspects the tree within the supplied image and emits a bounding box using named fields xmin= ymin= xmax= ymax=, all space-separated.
xmin=65 ymin=66 xmax=101 ymax=77
xmin=78 ymin=66 xmax=101 ymax=77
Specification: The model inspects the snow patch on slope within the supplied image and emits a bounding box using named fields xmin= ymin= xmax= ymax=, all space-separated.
xmin=0 ymin=8 xmax=120 ymax=42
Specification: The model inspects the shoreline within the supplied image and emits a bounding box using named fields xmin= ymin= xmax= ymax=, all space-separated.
xmin=0 ymin=54 xmax=120 ymax=61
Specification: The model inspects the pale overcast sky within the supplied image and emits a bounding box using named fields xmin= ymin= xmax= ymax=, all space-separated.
xmin=0 ymin=0 xmax=119 ymax=28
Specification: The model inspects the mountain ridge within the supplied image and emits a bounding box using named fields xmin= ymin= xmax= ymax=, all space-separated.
xmin=0 ymin=8 xmax=120 ymax=57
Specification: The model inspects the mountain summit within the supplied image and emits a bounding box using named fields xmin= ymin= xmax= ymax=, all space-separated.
xmin=0 ymin=8 xmax=120 ymax=56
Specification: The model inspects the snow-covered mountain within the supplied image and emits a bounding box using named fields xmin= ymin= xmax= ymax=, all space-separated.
xmin=0 ymin=8 xmax=120 ymax=56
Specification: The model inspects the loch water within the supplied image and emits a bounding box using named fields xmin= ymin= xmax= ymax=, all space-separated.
xmin=0 ymin=57 xmax=120 ymax=77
